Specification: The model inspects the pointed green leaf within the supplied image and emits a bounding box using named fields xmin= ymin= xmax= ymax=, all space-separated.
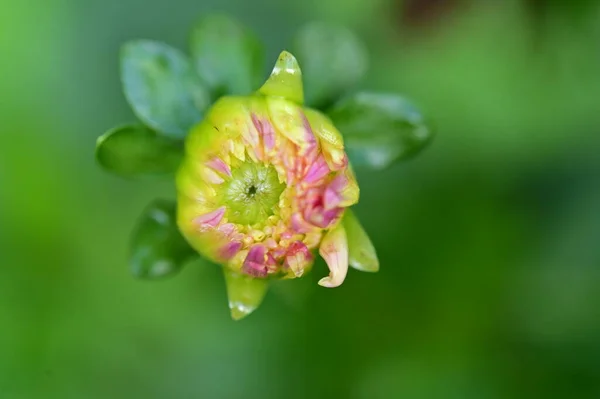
xmin=96 ymin=125 xmax=183 ymax=177
xmin=259 ymin=51 xmax=304 ymax=104
xmin=223 ymin=269 xmax=269 ymax=320
xmin=342 ymin=209 xmax=379 ymax=272
xmin=328 ymin=92 xmax=433 ymax=169
xmin=121 ymin=40 xmax=209 ymax=139
xmin=130 ymin=199 xmax=197 ymax=279
xmin=292 ymin=22 xmax=368 ymax=109
xmin=190 ymin=15 xmax=264 ymax=98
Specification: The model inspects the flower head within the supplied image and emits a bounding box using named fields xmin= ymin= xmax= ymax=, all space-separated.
xmin=177 ymin=51 xmax=377 ymax=319
xmin=96 ymin=18 xmax=433 ymax=321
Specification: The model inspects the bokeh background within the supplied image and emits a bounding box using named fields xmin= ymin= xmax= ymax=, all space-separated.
xmin=2 ymin=0 xmax=600 ymax=397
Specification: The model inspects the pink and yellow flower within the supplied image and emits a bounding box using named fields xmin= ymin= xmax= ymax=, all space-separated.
xmin=177 ymin=51 xmax=378 ymax=319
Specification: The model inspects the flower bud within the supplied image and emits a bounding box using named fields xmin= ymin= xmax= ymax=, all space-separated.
xmin=177 ymin=51 xmax=375 ymax=319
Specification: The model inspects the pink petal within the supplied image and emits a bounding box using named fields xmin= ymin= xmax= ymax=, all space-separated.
xmin=318 ymin=225 xmax=349 ymax=288
xmin=291 ymin=213 xmax=311 ymax=233
xmin=324 ymin=187 xmax=343 ymax=210
xmin=304 ymin=155 xmax=330 ymax=184
xmin=242 ymin=119 xmax=263 ymax=160
xmin=219 ymin=241 xmax=242 ymax=260
xmin=281 ymin=231 xmax=294 ymax=240
xmin=306 ymin=207 xmax=342 ymax=229
xmin=202 ymin=167 xmax=225 ymax=184
xmin=242 ymin=245 xmax=268 ymax=278
xmin=265 ymin=252 xmax=278 ymax=274
xmin=285 ymin=241 xmax=313 ymax=277
xmin=218 ymin=223 xmax=236 ymax=236
xmin=207 ymin=157 xmax=231 ymax=177
xmin=194 ymin=207 xmax=226 ymax=229
xmin=272 ymin=247 xmax=287 ymax=259
xmin=264 ymin=238 xmax=278 ymax=249
xmin=324 ymin=172 xmax=359 ymax=210
xmin=300 ymin=112 xmax=318 ymax=155
xmin=252 ymin=114 xmax=276 ymax=151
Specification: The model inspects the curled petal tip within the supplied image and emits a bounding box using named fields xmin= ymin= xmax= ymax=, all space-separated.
xmin=259 ymin=51 xmax=304 ymax=104
xmin=318 ymin=277 xmax=339 ymax=288
xmin=318 ymin=223 xmax=349 ymax=288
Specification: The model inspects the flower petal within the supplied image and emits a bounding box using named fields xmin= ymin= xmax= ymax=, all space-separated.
xmin=242 ymin=244 xmax=268 ymax=277
xmin=324 ymin=169 xmax=359 ymax=210
xmin=304 ymin=108 xmax=344 ymax=149
xmin=304 ymin=109 xmax=348 ymax=170
xmin=207 ymin=157 xmax=231 ymax=177
xmin=219 ymin=241 xmax=242 ymax=261
xmin=303 ymin=155 xmax=330 ymax=184
xmin=193 ymin=206 xmax=226 ymax=229
xmin=200 ymin=164 xmax=225 ymax=184
xmin=258 ymin=51 xmax=304 ymax=104
xmin=223 ymin=269 xmax=269 ymax=320
xmin=267 ymin=98 xmax=316 ymax=153
xmin=285 ymin=241 xmax=313 ymax=277
xmin=342 ymin=209 xmax=379 ymax=272
xmin=318 ymin=223 xmax=349 ymax=287
xmin=251 ymin=114 xmax=276 ymax=153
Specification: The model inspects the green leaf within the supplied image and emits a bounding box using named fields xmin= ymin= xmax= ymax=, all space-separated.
xmin=292 ymin=22 xmax=368 ymax=109
xmin=130 ymin=199 xmax=197 ymax=279
xmin=121 ymin=40 xmax=209 ymax=139
xmin=342 ymin=209 xmax=379 ymax=272
xmin=190 ymin=15 xmax=264 ymax=98
xmin=95 ymin=125 xmax=183 ymax=177
xmin=328 ymin=92 xmax=434 ymax=169
xmin=223 ymin=269 xmax=269 ymax=320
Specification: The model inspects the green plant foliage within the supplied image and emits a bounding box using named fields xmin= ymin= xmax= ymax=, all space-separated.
xmin=342 ymin=209 xmax=379 ymax=272
xmin=293 ymin=22 xmax=368 ymax=109
xmin=328 ymin=92 xmax=433 ymax=169
xmin=190 ymin=15 xmax=265 ymax=98
xmin=121 ymin=40 xmax=209 ymax=139
xmin=96 ymin=125 xmax=183 ymax=177
xmin=95 ymin=15 xmax=432 ymax=316
xmin=129 ymin=199 xmax=197 ymax=279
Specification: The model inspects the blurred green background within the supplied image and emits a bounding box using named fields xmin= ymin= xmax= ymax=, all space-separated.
xmin=2 ymin=0 xmax=600 ymax=397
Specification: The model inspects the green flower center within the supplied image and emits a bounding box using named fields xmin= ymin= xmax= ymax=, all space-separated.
xmin=221 ymin=162 xmax=285 ymax=226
